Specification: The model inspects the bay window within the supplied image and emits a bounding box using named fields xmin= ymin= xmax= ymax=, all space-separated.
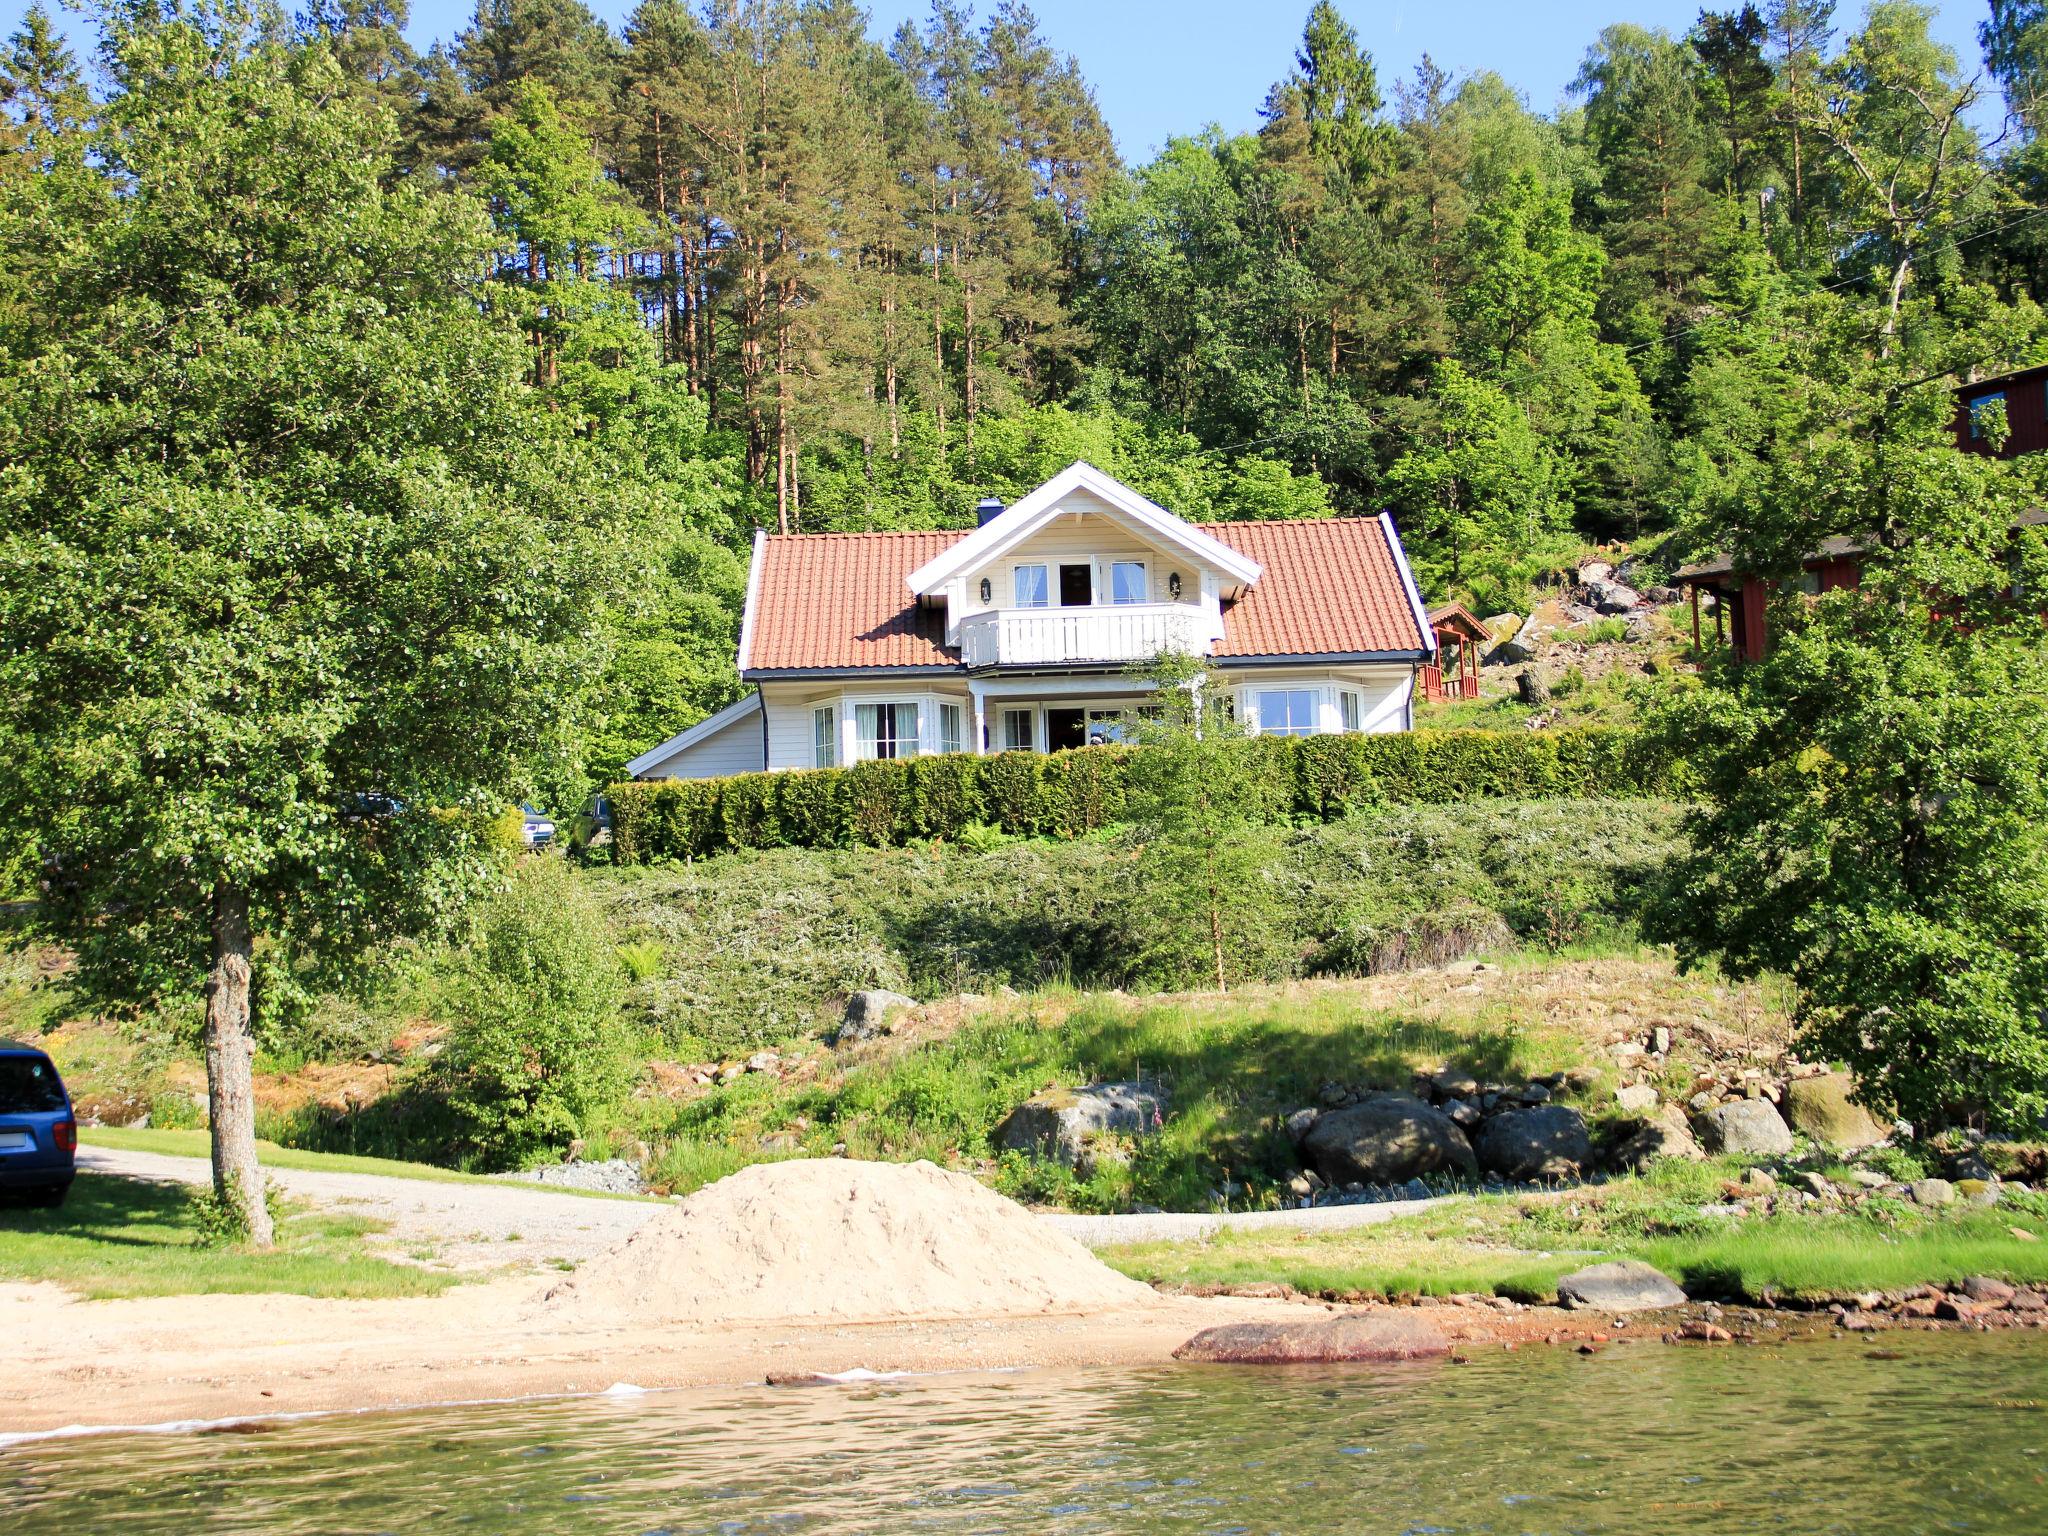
xmin=855 ymin=701 xmax=918 ymax=760
xmin=1256 ymin=688 xmax=1319 ymax=737
xmin=812 ymin=705 xmax=837 ymax=768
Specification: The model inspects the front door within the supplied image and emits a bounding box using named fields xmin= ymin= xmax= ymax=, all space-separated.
xmin=1058 ymin=563 xmax=1092 ymax=607
xmin=1046 ymin=707 xmax=1086 ymax=752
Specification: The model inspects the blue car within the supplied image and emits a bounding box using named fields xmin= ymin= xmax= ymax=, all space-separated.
xmin=0 ymin=1043 xmax=76 ymax=1208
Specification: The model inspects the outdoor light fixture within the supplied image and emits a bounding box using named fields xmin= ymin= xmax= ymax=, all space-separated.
xmin=980 ymin=577 xmax=992 ymax=603
xmin=1168 ymin=571 xmax=1182 ymax=599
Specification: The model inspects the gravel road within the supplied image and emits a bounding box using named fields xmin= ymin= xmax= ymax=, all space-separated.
xmin=77 ymin=1145 xmax=665 ymax=1272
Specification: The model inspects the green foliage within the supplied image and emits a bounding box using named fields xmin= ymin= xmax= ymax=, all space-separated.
xmin=608 ymin=726 xmax=1663 ymax=864
xmin=439 ymin=859 xmax=628 ymax=1166
xmin=595 ymin=797 xmax=1682 ymax=1054
xmin=1648 ymin=309 xmax=2048 ymax=1134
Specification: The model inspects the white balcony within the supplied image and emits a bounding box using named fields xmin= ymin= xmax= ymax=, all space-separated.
xmin=956 ymin=603 xmax=1221 ymax=670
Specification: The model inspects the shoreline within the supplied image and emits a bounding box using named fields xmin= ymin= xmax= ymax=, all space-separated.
xmin=8 ymin=1271 xmax=2042 ymax=1442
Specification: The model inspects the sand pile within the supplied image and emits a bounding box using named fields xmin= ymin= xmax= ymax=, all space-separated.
xmin=543 ymin=1158 xmax=1157 ymax=1325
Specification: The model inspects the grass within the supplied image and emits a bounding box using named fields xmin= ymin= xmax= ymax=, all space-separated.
xmin=0 ymin=1173 xmax=458 ymax=1301
xmin=1102 ymin=1163 xmax=2048 ymax=1305
xmin=81 ymin=1127 xmax=656 ymax=1202
xmin=632 ymin=950 xmax=1787 ymax=1213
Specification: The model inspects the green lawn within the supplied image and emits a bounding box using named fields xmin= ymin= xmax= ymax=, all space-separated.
xmin=82 ymin=1126 xmax=654 ymax=1202
xmin=1103 ymin=1169 xmax=2048 ymax=1304
xmin=0 ymin=1173 xmax=458 ymax=1300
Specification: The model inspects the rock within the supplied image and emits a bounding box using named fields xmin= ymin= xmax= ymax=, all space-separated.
xmin=1585 ymin=578 xmax=1643 ymax=614
xmin=1301 ymin=1096 xmax=1477 ymax=1186
xmin=1493 ymin=613 xmax=1548 ymax=665
xmin=1957 ymin=1178 xmax=2000 ymax=1206
xmin=1742 ymin=1166 xmax=1778 ymax=1193
xmin=745 ymin=1050 xmax=780 ymax=1074
xmin=1952 ymin=1152 xmax=1997 ymax=1182
xmin=1444 ymin=1098 xmax=1481 ymax=1131
xmin=1699 ymin=1099 xmax=1794 ymax=1157
xmin=1615 ymin=1084 xmax=1660 ymax=1114
xmin=1782 ymin=1072 xmax=1885 ymax=1150
xmin=1482 ymin=612 xmax=1522 ymax=645
xmin=1520 ymin=1082 xmax=1553 ymax=1105
xmin=1516 ymin=668 xmax=1550 ymax=706
xmin=1908 ymin=1178 xmax=1956 ymax=1208
xmin=1430 ymin=1068 xmax=1481 ymax=1099
xmin=1671 ymin=1320 xmax=1733 ymax=1343
xmin=1643 ymin=585 xmax=1681 ymax=605
xmin=1282 ymin=1107 xmax=1321 ymax=1147
xmin=993 ymin=1080 xmax=1167 ymax=1170
xmin=1578 ymin=560 xmax=1615 ymax=585
xmin=1174 ymin=1312 xmax=1451 ymax=1365
xmin=1962 ymin=1276 xmax=2016 ymax=1304
xmin=835 ymin=989 xmax=916 ymax=1044
xmin=1474 ymin=1105 xmax=1591 ymax=1182
xmin=1556 ymin=1259 xmax=1687 ymax=1313
xmin=1651 ymin=1026 xmax=1671 ymax=1055
xmin=1849 ymin=1170 xmax=1889 ymax=1189
xmin=1935 ymin=1297 xmax=1982 ymax=1322
xmin=2007 ymin=1289 xmax=2047 ymax=1311
xmin=1611 ymin=1107 xmax=1705 ymax=1172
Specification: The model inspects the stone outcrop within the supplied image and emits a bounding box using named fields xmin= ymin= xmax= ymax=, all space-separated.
xmin=1175 ymin=1312 xmax=1451 ymax=1364
xmin=1300 ymin=1096 xmax=1476 ymax=1186
xmin=833 ymin=990 xmax=916 ymax=1045
xmin=1556 ymin=1260 xmax=1687 ymax=1312
xmin=993 ymin=1080 xmax=1166 ymax=1171
xmin=1782 ymin=1072 xmax=1885 ymax=1150
xmin=1474 ymin=1105 xmax=1591 ymax=1181
xmin=1698 ymin=1098 xmax=1794 ymax=1157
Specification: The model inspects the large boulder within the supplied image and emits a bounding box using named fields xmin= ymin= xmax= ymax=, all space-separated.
xmin=1556 ymin=1260 xmax=1687 ymax=1313
xmin=1175 ymin=1311 xmax=1450 ymax=1364
xmin=1475 ymin=1105 xmax=1591 ymax=1181
xmin=1610 ymin=1106 xmax=1705 ymax=1172
xmin=1698 ymin=1098 xmax=1794 ymax=1158
xmin=1782 ymin=1072 xmax=1885 ymax=1150
xmin=1492 ymin=614 xmax=1547 ymax=665
xmin=993 ymin=1081 xmax=1166 ymax=1170
xmin=1301 ymin=1095 xmax=1476 ymax=1186
xmin=1585 ymin=578 xmax=1642 ymax=614
xmin=834 ymin=989 xmax=915 ymax=1045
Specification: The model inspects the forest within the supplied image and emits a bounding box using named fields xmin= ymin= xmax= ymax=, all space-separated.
xmin=6 ymin=0 xmax=2048 ymax=789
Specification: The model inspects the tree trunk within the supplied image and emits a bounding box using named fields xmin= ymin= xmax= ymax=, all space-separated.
xmin=204 ymin=885 xmax=273 ymax=1247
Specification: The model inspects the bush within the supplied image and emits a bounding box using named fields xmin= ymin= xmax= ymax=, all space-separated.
xmin=438 ymin=859 xmax=628 ymax=1167
xmin=609 ymin=726 xmax=1664 ymax=864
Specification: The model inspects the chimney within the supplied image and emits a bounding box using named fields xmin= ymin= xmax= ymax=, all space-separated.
xmin=975 ymin=496 xmax=1005 ymax=527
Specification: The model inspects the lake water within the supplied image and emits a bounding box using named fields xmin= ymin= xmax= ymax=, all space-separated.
xmin=3 ymin=1334 xmax=2044 ymax=1534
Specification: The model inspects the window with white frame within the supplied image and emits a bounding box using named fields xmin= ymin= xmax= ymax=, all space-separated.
xmin=1256 ymin=688 xmax=1319 ymax=737
xmin=1338 ymin=690 xmax=1360 ymax=733
xmin=1014 ymin=564 xmax=1049 ymax=608
xmin=1109 ymin=559 xmax=1147 ymax=604
xmin=938 ymin=703 xmax=963 ymax=753
xmin=854 ymin=701 xmax=919 ymax=760
xmin=812 ymin=705 xmax=837 ymax=768
xmin=1001 ymin=707 xmax=1033 ymax=752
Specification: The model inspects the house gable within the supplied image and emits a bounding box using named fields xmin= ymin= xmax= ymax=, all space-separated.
xmin=903 ymin=461 xmax=1262 ymax=601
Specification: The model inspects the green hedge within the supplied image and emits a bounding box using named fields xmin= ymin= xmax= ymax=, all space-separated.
xmin=609 ymin=726 xmax=1665 ymax=865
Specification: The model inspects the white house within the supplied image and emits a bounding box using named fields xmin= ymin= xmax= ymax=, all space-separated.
xmin=625 ymin=461 xmax=1435 ymax=780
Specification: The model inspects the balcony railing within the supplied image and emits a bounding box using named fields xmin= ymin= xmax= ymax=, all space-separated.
xmin=957 ymin=603 xmax=1221 ymax=669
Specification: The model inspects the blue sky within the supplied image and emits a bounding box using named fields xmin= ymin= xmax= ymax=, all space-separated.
xmin=7 ymin=1 xmax=2006 ymax=157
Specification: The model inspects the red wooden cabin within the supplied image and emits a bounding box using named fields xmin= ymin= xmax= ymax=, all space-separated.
xmin=1956 ymin=364 xmax=2048 ymax=458
xmin=1674 ymin=539 xmax=1863 ymax=664
xmin=1420 ymin=604 xmax=1489 ymax=700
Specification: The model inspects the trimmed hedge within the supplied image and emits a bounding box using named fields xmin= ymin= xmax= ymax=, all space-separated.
xmin=609 ymin=726 xmax=1665 ymax=865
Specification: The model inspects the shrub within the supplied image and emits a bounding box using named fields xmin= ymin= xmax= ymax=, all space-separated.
xmin=439 ymin=859 xmax=628 ymax=1167
xmin=608 ymin=726 xmax=1663 ymax=864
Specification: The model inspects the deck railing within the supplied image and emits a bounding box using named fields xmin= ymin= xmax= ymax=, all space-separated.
xmin=957 ymin=603 xmax=1220 ymax=669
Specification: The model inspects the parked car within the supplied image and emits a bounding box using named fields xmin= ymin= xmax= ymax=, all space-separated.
xmin=0 ymin=1042 xmax=76 ymax=1208
xmin=569 ymin=794 xmax=613 ymax=854
xmin=519 ymin=804 xmax=556 ymax=847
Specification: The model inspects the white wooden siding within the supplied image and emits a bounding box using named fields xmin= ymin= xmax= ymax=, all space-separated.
xmin=635 ymin=705 xmax=766 ymax=779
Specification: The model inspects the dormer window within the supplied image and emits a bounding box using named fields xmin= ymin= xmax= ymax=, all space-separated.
xmin=1014 ymin=564 xmax=1049 ymax=608
xmin=1110 ymin=560 xmax=1147 ymax=604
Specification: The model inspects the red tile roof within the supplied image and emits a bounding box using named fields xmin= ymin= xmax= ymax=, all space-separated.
xmin=743 ymin=517 xmax=1429 ymax=673
xmin=1202 ymin=518 xmax=1430 ymax=659
xmin=746 ymin=529 xmax=966 ymax=671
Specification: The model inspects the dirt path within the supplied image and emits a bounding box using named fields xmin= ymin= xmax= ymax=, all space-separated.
xmin=76 ymin=1146 xmax=664 ymax=1272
